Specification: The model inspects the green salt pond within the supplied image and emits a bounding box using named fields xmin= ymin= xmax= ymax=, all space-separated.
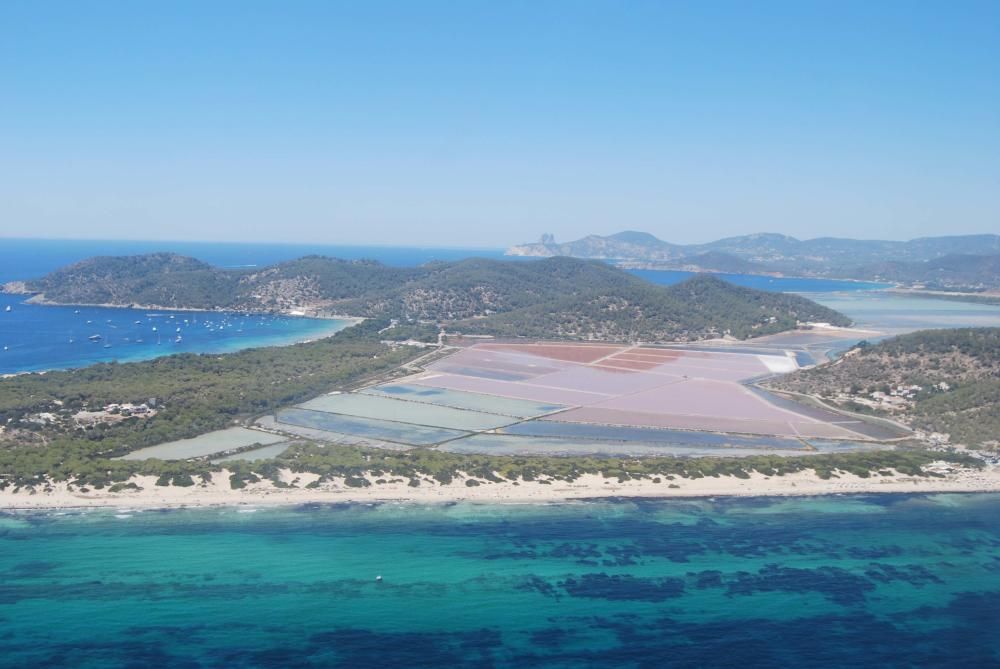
xmin=119 ymin=427 xmax=285 ymax=460
xmin=299 ymin=392 xmax=518 ymax=431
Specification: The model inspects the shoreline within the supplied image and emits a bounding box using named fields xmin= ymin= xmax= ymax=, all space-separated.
xmin=3 ymin=466 xmax=998 ymax=511
xmin=0 ymin=320 xmax=356 ymax=378
xmin=552 ymin=260 xmax=894 ymax=288
xmin=13 ymin=292 xmax=363 ymax=322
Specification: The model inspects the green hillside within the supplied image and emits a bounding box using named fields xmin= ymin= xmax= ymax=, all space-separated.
xmin=767 ymin=328 xmax=1000 ymax=447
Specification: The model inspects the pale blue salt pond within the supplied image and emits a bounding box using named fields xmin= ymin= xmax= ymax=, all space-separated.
xmin=503 ymin=420 xmax=811 ymax=448
xmin=363 ymin=383 xmax=563 ymax=418
xmin=275 ymin=407 xmax=468 ymax=446
xmin=437 ymin=434 xmax=816 ymax=456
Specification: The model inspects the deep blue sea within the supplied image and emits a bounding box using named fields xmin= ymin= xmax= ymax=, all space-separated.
xmin=1 ymin=494 xmax=998 ymax=668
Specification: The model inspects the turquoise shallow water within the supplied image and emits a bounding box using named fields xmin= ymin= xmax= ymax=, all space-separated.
xmin=1 ymin=494 xmax=998 ymax=667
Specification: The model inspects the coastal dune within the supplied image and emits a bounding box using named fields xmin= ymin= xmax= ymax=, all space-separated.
xmin=3 ymin=465 xmax=999 ymax=510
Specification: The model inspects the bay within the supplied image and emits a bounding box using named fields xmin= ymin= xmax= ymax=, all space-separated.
xmin=0 ymin=294 xmax=350 ymax=374
xmin=0 ymin=239 xmax=502 ymax=373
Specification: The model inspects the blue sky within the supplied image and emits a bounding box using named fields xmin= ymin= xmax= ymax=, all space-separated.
xmin=1 ymin=1 xmax=997 ymax=246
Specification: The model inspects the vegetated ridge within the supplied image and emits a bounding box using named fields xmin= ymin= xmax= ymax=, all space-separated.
xmin=3 ymin=253 xmax=851 ymax=341
xmin=766 ymin=328 xmax=1000 ymax=448
xmin=855 ymin=254 xmax=1000 ymax=292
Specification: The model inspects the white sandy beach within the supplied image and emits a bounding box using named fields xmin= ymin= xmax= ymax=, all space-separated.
xmin=3 ymin=464 xmax=999 ymax=510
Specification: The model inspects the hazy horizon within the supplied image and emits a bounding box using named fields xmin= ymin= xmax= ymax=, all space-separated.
xmin=2 ymin=226 xmax=1000 ymax=251
xmin=2 ymin=1 xmax=997 ymax=246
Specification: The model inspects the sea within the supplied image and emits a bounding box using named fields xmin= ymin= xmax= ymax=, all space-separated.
xmin=1 ymin=494 xmax=999 ymax=668
xmin=0 ymin=238 xmax=903 ymax=375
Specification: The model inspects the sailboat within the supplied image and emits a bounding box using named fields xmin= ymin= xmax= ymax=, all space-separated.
xmin=4 ymin=305 xmax=11 ymax=312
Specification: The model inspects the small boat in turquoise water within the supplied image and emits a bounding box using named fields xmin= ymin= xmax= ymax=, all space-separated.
xmin=88 ymin=334 xmax=102 ymax=342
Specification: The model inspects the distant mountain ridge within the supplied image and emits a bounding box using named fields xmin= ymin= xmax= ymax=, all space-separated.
xmin=507 ymin=231 xmax=1000 ymax=289
xmin=2 ymin=253 xmax=851 ymax=342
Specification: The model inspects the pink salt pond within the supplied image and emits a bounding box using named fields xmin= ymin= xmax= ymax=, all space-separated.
xmin=410 ymin=343 xmax=873 ymax=439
